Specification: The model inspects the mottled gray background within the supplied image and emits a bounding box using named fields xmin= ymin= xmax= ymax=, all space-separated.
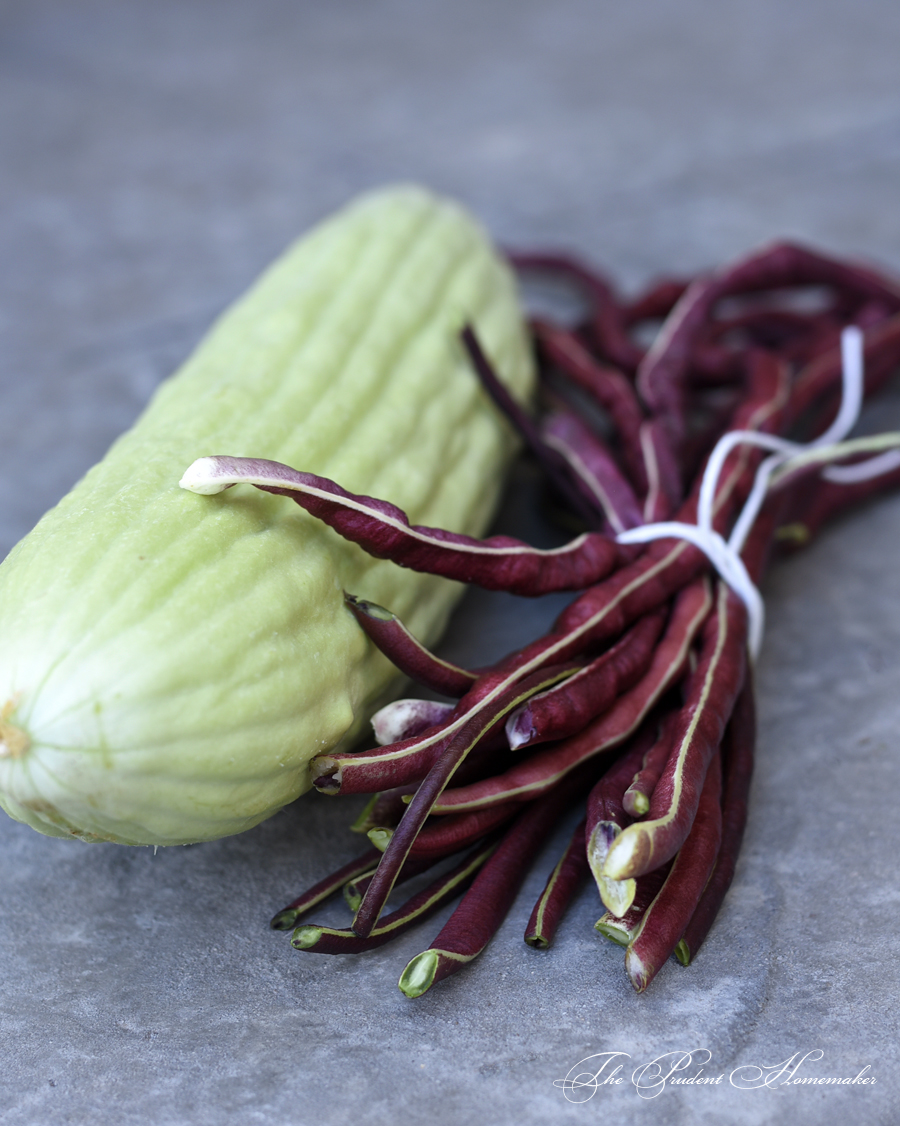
xmin=1 ymin=1 xmax=899 ymax=1123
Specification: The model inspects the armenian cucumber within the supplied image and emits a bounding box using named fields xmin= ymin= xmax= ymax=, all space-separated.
xmin=0 ymin=185 xmax=533 ymax=845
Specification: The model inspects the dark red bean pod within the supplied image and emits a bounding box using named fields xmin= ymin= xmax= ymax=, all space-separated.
xmin=593 ymin=860 xmax=673 ymax=946
xmin=530 ymin=318 xmax=647 ymax=490
xmin=432 ymin=578 xmax=711 ymax=814
xmin=507 ymin=251 xmax=643 ymax=372
xmin=344 ymin=594 xmax=477 ymax=697
xmin=351 ymin=663 xmax=580 ymax=937
xmin=311 ymin=730 xmax=438 ymax=796
xmin=181 ymin=454 xmax=626 ymax=597
xmin=789 ymin=313 xmax=900 ymax=427
xmin=638 ymin=417 xmax=683 ymax=521
xmin=774 ymin=457 xmax=900 ymax=549
xmin=342 ymin=851 xmax=441 ymax=913
xmin=369 ymin=699 xmax=456 ymax=747
xmin=540 ymin=408 xmax=644 ymax=534
xmin=625 ymin=750 xmax=723 ymax=992
xmin=675 ymin=672 xmax=756 ymax=965
xmin=459 ymin=324 xmax=606 ymax=526
xmin=406 ymin=802 xmax=520 ymax=858
xmin=524 ymin=818 xmax=589 ymax=949
xmin=269 ymin=847 xmax=383 ymax=931
xmin=584 ymin=725 xmax=658 ymax=917
xmin=291 ymin=837 xmax=501 ymax=955
xmin=602 ymin=583 xmax=746 ymax=882
xmin=397 ymin=763 xmax=598 ymax=997
xmin=623 ymin=711 xmax=680 ymax=817
xmin=505 ymin=607 xmax=666 ymax=749
xmin=622 ymin=277 xmax=690 ymax=327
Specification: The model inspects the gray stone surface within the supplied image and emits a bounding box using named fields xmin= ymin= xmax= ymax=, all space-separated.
xmin=2 ymin=1 xmax=899 ymax=1122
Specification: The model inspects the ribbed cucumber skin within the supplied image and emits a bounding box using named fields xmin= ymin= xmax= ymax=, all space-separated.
xmin=0 ymin=186 xmax=533 ymax=845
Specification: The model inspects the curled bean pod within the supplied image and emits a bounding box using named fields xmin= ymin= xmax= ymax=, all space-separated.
xmin=459 ymin=325 xmax=607 ymax=526
xmin=637 ymin=241 xmax=900 ymax=444
xmin=181 ymin=454 xmax=626 ymax=597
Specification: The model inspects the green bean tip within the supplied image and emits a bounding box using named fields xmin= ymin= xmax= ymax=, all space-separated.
xmin=398 ymin=949 xmax=440 ymax=998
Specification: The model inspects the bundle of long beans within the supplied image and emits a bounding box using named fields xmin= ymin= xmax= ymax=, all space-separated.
xmin=205 ymin=241 xmax=900 ymax=994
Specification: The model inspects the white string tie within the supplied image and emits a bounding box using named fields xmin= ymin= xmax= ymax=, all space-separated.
xmin=616 ymin=327 xmax=900 ymax=661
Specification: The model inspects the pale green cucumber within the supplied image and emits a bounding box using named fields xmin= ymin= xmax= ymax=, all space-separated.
xmin=0 ymin=185 xmax=534 ymax=846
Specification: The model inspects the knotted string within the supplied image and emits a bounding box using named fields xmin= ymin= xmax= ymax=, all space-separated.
xmin=617 ymin=328 xmax=900 ymax=659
